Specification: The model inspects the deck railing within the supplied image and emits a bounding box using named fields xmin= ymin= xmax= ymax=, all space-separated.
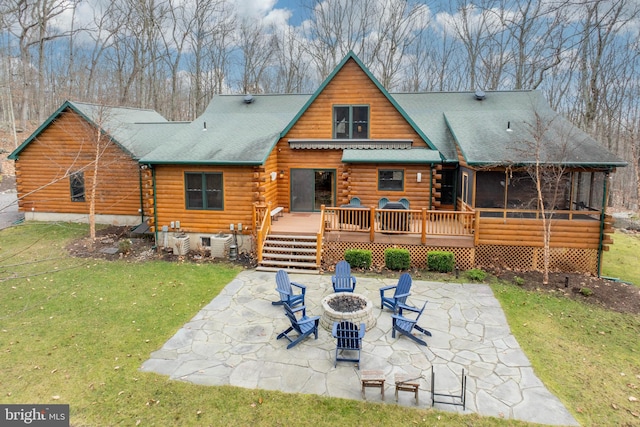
xmin=322 ymin=206 xmax=477 ymax=243
xmin=253 ymin=202 xmax=272 ymax=263
xmin=477 ymin=208 xmax=601 ymax=220
xmin=317 ymin=209 xmax=326 ymax=266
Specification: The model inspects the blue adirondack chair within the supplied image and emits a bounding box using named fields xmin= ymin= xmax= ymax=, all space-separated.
xmin=332 ymin=321 xmax=365 ymax=368
xmin=272 ymin=269 xmax=306 ymax=307
xmin=332 ymin=260 xmax=356 ymax=293
xmin=380 ymin=273 xmax=412 ymax=311
xmin=392 ymin=301 xmax=431 ymax=346
xmin=277 ymin=303 xmax=320 ymax=349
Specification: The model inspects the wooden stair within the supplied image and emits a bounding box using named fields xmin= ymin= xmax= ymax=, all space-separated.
xmin=256 ymin=234 xmax=320 ymax=274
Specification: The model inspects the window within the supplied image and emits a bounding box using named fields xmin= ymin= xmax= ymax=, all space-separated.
xmin=185 ymin=172 xmax=223 ymax=210
xmin=70 ymin=171 xmax=85 ymax=202
xmin=378 ymin=169 xmax=404 ymax=191
xmin=461 ymin=172 xmax=470 ymax=206
xmin=334 ymin=105 xmax=369 ymax=139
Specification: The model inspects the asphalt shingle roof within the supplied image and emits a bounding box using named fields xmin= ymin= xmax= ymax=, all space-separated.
xmin=69 ymin=102 xmax=188 ymax=159
xmin=138 ymin=89 xmax=623 ymax=168
xmin=9 ymin=101 xmax=186 ymax=160
xmin=12 ymin=88 xmax=626 ymax=170
xmin=140 ymin=94 xmax=309 ymax=165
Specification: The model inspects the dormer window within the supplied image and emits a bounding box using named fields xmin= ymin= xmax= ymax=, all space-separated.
xmin=334 ymin=105 xmax=369 ymax=139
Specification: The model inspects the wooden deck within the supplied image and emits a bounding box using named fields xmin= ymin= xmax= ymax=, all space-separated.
xmin=270 ymin=212 xmax=321 ymax=235
xmin=270 ymin=213 xmax=474 ymax=247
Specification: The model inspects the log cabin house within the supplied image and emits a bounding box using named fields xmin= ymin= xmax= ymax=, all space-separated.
xmin=9 ymin=52 xmax=625 ymax=275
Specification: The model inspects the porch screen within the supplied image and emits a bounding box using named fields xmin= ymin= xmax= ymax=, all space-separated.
xmin=573 ymin=172 xmax=605 ymax=212
xmin=476 ymin=170 xmax=572 ymax=210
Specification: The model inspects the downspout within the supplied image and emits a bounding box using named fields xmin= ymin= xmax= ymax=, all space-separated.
xmin=138 ymin=166 xmax=145 ymax=223
xmin=596 ymin=170 xmax=610 ymax=277
xmin=429 ymin=166 xmax=433 ymax=210
xmin=152 ymin=165 xmax=159 ymax=249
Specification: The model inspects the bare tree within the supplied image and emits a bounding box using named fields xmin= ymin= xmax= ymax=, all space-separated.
xmin=158 ymin=0 xmax=191 ymax=120
xmin=444 ymin=0 xmax=497 ymax=91
xmin=237 ymin=17 xmax=275 ymax=94
xmin=4 ymin=0 xmax=81 ymax=125
xmin=185 ymin=0 xmax=235 ymax=115
xmin=368 ymin=0 xmax=428 ymax=91
xmin=575 ymin=0 xmax=638 ymax=133
xmin=303 ymin=0 xmax=375 ymax=80
xmin=272 ymin=25 xmax=311 ymax=93
xmin=498 ymin=0 xmax=566 ymax=90
xmin=512 ymin=111 xmax=578 ymax=284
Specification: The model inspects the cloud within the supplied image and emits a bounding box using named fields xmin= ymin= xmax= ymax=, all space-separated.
xmin=233 ymin=0 xmax=279 ymax=19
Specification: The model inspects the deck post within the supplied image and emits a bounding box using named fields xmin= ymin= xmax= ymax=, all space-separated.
xmin=252 ymin=203 xmax=257 ymax=233
xmin=317 ymin=206 xmax=325 ymax=267
xmin=369 ymin=207 xmax=375 ymax=242
xmin=474 ymin=210 xmax=480 ymax=246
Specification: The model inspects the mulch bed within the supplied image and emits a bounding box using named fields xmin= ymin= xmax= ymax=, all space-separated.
xmin=63 ymin=225 xmax=640 ymax=316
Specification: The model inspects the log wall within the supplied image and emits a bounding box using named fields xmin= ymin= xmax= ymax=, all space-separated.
xmin=275 ymin=58 xmax=438 ymax=209
xmin=150 ymin=164 xmax=257 ymax=234
xmin=14 ymin=109 xmax=142 ymax=217
xmin=477 ymin=217 xmax=608 ymax=249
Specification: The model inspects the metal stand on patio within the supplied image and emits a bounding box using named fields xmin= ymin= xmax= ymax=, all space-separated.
xmin=430 ymin=366 xmax=467 ymax=410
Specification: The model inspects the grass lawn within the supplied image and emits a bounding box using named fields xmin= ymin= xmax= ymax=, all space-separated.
xmin=602 ymin=230 xmax=640 ymax=286
xmin=1 ymin=222 xmax=639 ymax=426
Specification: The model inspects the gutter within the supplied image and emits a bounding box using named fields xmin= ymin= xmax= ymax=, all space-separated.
xmin=138 ymin=166 xmax=145 ymax=223
xmin=429 ymin=167 xmax=433 ymax=210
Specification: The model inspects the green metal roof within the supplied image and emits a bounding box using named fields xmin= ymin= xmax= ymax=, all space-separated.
xmin=140 ymin=94 xmax=309 ymax=165
xmin=342 ymin=148 xmax=442 ymax=164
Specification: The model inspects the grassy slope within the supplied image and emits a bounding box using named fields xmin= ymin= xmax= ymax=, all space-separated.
xmin=1 ymin=223 xmax=522 ymax=426
xmin=490 ymin=284 xmax=640 ymax=426
xmin=602 ymin=230 xmax=640 ymax=286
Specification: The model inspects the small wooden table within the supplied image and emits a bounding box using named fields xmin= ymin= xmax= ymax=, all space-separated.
xmin=394 ymin=374 xmax=420 ymax=404
xmin=360 ymin=370 xmax=385 ymax=400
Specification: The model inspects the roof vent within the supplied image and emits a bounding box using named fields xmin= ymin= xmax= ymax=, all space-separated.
xmin=243 ymin=94 xmax=254 ymax=104
xmin=474 ymin=89 xmax=486 ymax=101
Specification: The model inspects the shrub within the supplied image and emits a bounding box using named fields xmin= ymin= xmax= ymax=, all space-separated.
xmin=514 ymin=276 xmax=525 ymax=286
xmin=465 ymin=268 xmax=487 ymax=282
xmin=384 ymin=248 xmax=410 ymax=270
xmin=344 ymin=249 xmax=372 ymax=269
xmin=580 ymin=287 xmax=593 ymax=296
xmin=426 ymin=251 xmax=455 ymax=273
xmin=118 ymin=239 xmax=132 ymax=254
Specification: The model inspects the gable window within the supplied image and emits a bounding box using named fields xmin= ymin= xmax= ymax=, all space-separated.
xmin=70 ymin=171 xmax=85 ymax=202
xmin=334 ymin=105 xmax=369 ymax=139
xmin=378 ymin=169 xmax=404 ymax=191
xmin=185 ymin=172 xmax=223 ymax=210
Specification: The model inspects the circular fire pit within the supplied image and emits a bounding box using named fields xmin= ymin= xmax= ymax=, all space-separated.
xmin=320 ymin=293 xmax=377 ymax=331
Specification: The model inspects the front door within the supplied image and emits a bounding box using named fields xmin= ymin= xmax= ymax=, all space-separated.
xmin=290 ymin=169 xmax=335 ymax=212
